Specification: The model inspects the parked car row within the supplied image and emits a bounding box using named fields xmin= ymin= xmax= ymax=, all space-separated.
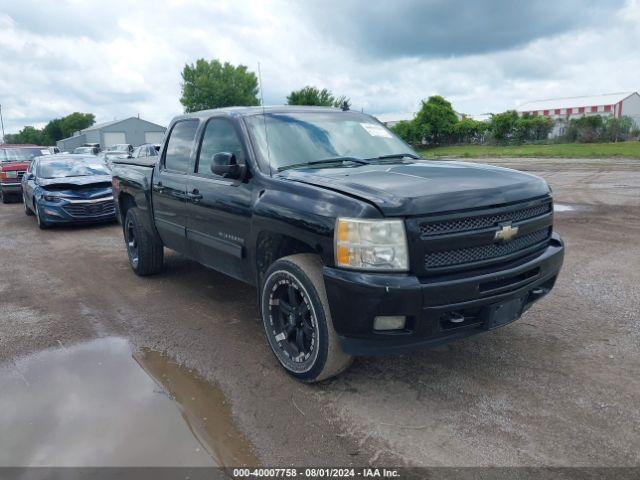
xmin=71 ymin=143 xmax=160 ymax=159
xmin=0 ymin=142 xmax=159 ymax=226
xmin=0 ymin=145 xmax=52 ymax=203
xmin=22 ymin=154 xmax=116 ymax=229
xmin=1 ymin=144 xmax=117 ymax=227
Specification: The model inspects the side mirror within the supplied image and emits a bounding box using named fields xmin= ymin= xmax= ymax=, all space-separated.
xmin=26 ymin=173 xmax=35 ymax=180
xmin=210 ymin=152 xmax=244 ymax=179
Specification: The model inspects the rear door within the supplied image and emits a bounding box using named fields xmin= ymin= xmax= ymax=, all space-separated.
xmin=185 ymin=116 xmax=253 ymax=282
xmin=152 ymin=119 xmax=199 ymax=253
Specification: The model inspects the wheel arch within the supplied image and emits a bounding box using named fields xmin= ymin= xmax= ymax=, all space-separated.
xmin=254 ymin=231 xmax=322 ymax=289
xmin=118 ymin=192 xmax=136 ymax=224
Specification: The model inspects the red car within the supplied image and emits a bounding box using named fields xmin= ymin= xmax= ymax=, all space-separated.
xmin=0 ymin=145 xmax=51 ymax=203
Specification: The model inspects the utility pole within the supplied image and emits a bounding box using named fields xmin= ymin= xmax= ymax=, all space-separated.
xmin=0 ymin=104 xmax=5 ymax=144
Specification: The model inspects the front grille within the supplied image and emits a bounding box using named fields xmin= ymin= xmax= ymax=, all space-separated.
xmin=62 ymin=199 xmax=115 ymax=218
xmin=413 ymin=196 xmax=554 ymax=275
xmin=16 ymin=171 xmax=26 ymax=181
xmin=424 ymin=228 xmax=551 ymax=268
xmin=420 ymin=202 xmax=552 ymax=236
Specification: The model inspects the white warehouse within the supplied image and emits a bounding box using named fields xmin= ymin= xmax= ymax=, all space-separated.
xmin=57 ymin=116 xmax=166 ymax=152
xmin=517 ymin=92 xmax=640 ymax=137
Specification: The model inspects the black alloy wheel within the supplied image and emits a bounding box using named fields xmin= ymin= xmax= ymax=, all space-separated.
xmin=268 ymin=277 xmax=317 ymax=365
xmin=125 ymin=216 xmax=139 ymax=269
xmin=261 ymin=254 xmax=352 ymax=382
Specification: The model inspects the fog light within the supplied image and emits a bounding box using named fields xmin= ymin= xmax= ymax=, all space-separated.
xmin=43 ymin=208 xmax=61 ymax=217
xmin=374 ymin=316 xmax=406 ymax=331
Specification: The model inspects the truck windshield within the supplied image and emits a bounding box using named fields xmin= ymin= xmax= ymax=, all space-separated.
xmin=244 ymin=111 xmax=417 ymax=172
xmin=0 ymin=147 xmax=50 ymax=163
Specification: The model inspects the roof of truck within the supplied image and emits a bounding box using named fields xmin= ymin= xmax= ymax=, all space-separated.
xmin=174 ymin=105 xmax=351 ymax=122
xmin=0 ymin=144 xmax=42 ymax=148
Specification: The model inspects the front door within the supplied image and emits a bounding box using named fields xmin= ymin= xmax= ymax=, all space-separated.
xmin=152 ymin=119 xmax=199 ymax=252
xmin=23 ymin=158 xmax=37 ymax=204
xmin=185 ymin=117 xmax=253 ymax=282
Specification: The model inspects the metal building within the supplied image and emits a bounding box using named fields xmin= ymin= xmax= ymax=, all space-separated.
xmin=56 ymin=116 xmax=166 ymax=152
xmin=517 ymin=92 xmax=640 ymax=137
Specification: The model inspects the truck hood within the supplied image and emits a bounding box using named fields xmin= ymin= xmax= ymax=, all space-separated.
xmin=38 ymin=175 xmax=113 ymax=198
xmin=282 ymin=160 xmax=550 ymax=216
xmin=1 ymin=161 xmax=30 ymax=171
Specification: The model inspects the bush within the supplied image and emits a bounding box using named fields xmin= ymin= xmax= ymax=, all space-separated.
xmin=389 ymin=95 xmax=638 ymax=148
xmin=563 ymin=115 xmax=604 ymax=143
xmin=450 ymin=118 xmax=489 ymax=144
xmin=489 ymin=110 xmax=519 ymax=144
xmin=413 ymin=96 xmax=459 ymax=145
xmin=390 ymin=120 xmax=420 ymax=144
xmin=605 ymin=116 xmax=634 ymax=142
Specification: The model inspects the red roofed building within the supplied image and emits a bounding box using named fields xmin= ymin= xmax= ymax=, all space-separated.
xmin=516 ymin=92 xmax=640 ymax=137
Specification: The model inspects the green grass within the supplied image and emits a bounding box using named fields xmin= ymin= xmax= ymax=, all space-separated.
xmin=417 ymin=142 xmax=640 ymax=159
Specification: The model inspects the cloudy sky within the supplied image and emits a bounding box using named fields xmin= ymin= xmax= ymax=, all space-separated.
xmin=0 ymin=0 xmax=639 ymax=133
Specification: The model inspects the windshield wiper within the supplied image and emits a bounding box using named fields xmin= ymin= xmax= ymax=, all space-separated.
xmin=277 ymin=156 xmax=370 ymax=172
xmin=364 ymin=153 xmax=421 ymax=162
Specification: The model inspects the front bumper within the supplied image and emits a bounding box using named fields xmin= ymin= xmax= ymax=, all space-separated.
xmin=38 ymin=198 xmax=116 ymax=224
xmin=1 ymin=182 xmax=22 ymax=195
xmin=324 ymin=233 xmax=564 ymax=356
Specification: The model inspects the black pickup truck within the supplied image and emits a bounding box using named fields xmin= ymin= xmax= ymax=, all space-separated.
xmin=111 ymin=106 xmax=564 ymax=382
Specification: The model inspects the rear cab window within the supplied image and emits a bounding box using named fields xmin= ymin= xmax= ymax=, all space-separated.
xmin=163 ymin=120 xmax=199 ymax=173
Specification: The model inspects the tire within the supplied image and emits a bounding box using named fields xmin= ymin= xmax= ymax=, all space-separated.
xmin=1 ymin=190 xmax=9 ymax=204
xmin=24 ymin=195 xmax=34 ymax=216
xmin=124 ymin=207 xmax=164 ymax=276
xmin=35 ymin=203 xmax=50 ymax=229
xmin=261 ymin=254 xmax=353 ymax=382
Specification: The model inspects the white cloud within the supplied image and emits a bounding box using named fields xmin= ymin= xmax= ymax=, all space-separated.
xmin=0 ymin=0 xmax=638 ymax=134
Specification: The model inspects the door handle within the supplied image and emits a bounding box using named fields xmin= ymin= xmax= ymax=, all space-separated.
xmin=187 ymin=189 xmax=203 ymax=202
xmin=153 ymin=182 xmax=164 ymax=193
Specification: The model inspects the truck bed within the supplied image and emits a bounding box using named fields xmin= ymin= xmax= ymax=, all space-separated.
xmin=111 ymin=157 xmax=157 ymax=167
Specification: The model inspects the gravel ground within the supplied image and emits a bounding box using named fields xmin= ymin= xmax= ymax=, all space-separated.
xmin=0 ymin=157 xmax=638 ymax=467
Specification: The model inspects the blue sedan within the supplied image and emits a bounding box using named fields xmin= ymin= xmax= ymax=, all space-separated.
xmin=22 ymin=155 xmax=116 ymax=229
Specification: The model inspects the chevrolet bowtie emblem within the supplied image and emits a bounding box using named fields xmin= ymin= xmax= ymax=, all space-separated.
xmin=494 ymin=224 xmax=519 ymax=242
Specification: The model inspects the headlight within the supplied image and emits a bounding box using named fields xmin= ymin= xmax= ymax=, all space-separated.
xmin=42 ymin=194 xmax=62 ymax=202
xmin=335 ymin=218 xmax=409 ymax=271
xmin=6 ymin=171 xmax=17 ymax=178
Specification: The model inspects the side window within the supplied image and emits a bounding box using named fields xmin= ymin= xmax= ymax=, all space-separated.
xmin=164 ymin=120 xmax=199 ymax=172
xmin=197 ymin=118 xmax=245 ymax=175
xmin=132 ymin=146 xmax=142 ymax=158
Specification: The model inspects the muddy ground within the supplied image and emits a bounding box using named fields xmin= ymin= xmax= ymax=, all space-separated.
xmin=0 ymin=157 xmax=638 ymax=467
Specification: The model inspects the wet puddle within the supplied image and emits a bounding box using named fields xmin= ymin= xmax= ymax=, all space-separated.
xmin=0 ymin=337 xmax=258 ymax=467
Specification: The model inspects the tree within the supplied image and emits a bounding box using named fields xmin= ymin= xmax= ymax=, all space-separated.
xmin=4 ymin=112 xmax=95 ymax=146
xmin=390 ymin=120 xmax=420 ymax=144
xmin=564 ymin=115 xmax=604 ymax=143
xmin=286 ymin=86 xmax=350 ymax=108
xmin=413 ymin=95 xmax=458 ymax=145
xmin=529 ymin=116 xmax=553 ymax=141
xmin=59 ymin=113 xmax=94 ymax=139
xmin=604 ymin=116 xmax=634 ymax=142
xmin=43 ymin=118 xmax=64 ymax=145
xmin=490 ymin=110 xmax=519 ymax=144
xmin=180 ymin=59 xmax=259 ymax=112
xmin=450 ymin=118 xmax=489 ymax=144
xmin=5 ymin=126 xmax=46 ymax=145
